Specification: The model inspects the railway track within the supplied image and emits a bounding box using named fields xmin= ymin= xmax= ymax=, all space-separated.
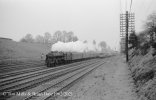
xmin=0 ymin=59 xmax=100 ymax=92
xmin=42 ymin=62 xmax=104 ymax=100
xmin=0 ymin=59 xmax=99 ymax=87
xmin=0 ymin=67 xmax=46 ymax=79
xmin=0 ymin=60 xmax=43 ymax=68
xmin=0 ymin=58 xmax=104 ymax=100
xmin=0 ymin=59 xmax=103 ymax=100
xmin=5 ymin=59 xmax=105 ymax=100
xmin=0 ymin=59 xmax=97 ymax=79
xmin=0 ymin=62 xmax=45 ymax=73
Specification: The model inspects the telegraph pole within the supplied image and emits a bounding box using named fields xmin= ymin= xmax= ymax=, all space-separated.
xmin=120 ymin=11 xmax=135 ymax=62
xmin=126 ymin=11 xmax=129 ymax=62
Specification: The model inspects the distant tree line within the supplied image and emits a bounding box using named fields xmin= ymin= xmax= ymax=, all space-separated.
xmin=20 ymin=31 xmax=108 ymax=52
xmin=20 ymin=31 xmax=78 ymax=44
xmin=128 ymin=12 xmax=156 ymax=56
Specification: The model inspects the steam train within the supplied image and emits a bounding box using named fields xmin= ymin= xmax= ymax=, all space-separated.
xmin=45 ymin=51 xmax=104 ymax=67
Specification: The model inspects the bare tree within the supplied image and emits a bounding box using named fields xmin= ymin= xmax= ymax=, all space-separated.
xmin=98 ymin=41 xmax=107 ymax=52
xmin=144 ymin=12 xmax=156 ymax=29
xmin=52 ymin=30 xmax=79 ymax=43
xmin=20 ymin=33 xmax=34 ymax=43
xmin=73 ymin=36 xmax=78 ymax=42
xmin=53 ymin=30 xmax=63 ymax=43
xmin=62 ymin=31 xmax=77 ymax=42
xmin=93 ymin=40 xmax=96 ymax=45
xmin=62 ymin=31 xmax=67 ymax=42
xmin=67 ymin=31 xmax=74 ymax=42
xmin=93 ymin=40 xmax=97 ymax=51
xmin=35 ymin=35 xmax=44 ymax=43
xmin=137 ymin=12 xmax=156 ymax=49
xmin=44 ymin=32 xmax=52 ymax=44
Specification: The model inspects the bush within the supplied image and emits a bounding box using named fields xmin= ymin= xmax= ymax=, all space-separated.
xmin=139 ymin=42 xmax=150 ymax=55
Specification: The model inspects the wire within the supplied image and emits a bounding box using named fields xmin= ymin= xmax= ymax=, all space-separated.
xmin=120 ymin=0 xmax=123 ymax=13
xmin=125 ymin=0 xmax=127 ymax=11
xmin=129 ymin=0 xmax=133 ymax=12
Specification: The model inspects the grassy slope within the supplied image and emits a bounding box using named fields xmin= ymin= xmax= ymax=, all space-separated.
xmin=128 ymin=49 xmax=156 ymax=100
xmin=0 ymin=39 xmax=51 ymax=60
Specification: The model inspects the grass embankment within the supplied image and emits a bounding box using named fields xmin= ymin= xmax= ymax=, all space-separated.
xmin=128 ymin=48 xmax=156 ymax=100
xmin=0 ymin=38 xmax=51 ymax=64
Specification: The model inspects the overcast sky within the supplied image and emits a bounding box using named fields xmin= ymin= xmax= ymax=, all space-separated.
xmin=0 ymin=0 xmax=156 ymax=50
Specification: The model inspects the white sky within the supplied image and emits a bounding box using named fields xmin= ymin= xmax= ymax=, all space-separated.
xmin=0 ymin=0 xmax=156 ymax=51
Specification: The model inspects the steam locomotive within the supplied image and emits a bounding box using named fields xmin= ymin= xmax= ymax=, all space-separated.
xmin=45 ymin=51 xmax=102 ymax=67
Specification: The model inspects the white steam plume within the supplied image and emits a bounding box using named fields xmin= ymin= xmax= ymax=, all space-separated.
xmin=51 ymin=41 xmax=101 ymax=53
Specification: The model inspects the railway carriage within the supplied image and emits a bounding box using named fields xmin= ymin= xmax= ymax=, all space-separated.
xmin=64 ymin=52 xmax=72 ymax=63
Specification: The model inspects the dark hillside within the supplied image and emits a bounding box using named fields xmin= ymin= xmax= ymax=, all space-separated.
xmin=0 ymin=38 xmax=51 ymax=62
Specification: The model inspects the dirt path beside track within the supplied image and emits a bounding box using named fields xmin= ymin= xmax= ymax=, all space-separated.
xmin=56 ymin=55 xmax=138 ymax=100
